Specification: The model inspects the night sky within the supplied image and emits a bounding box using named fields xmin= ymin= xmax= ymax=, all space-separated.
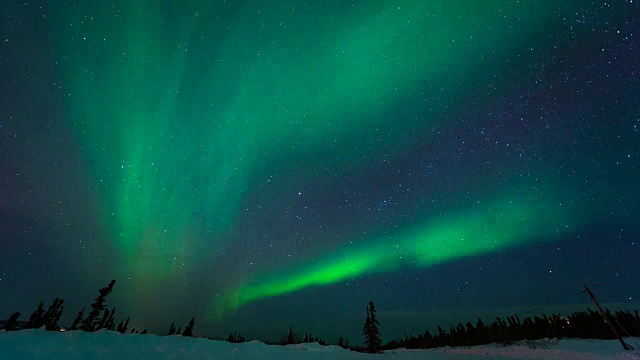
xmin=1 ymin=0 xmax=639 ymax=342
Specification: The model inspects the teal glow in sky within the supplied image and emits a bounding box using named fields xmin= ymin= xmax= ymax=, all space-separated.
xmin=53 ymin=0 xmax=569 ymax=288
xmin=1 ymin=0 xmax=638 ymax=340
xmin=224 ymin=183 xmax=584 ymax=311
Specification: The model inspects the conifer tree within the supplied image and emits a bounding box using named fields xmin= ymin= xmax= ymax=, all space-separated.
xmin=105 ymin=308 xmax=116 ymax=331
xmin=70 ymin=308 xmax=84 ymax=330
xmin=168 ymin=322 xmax=176 ymax=335
xmin=27 ymin=302 xmax=45 ymax=329
xmin=43 ymin=298 xmax=64 ymax=331
xmin=287 ymin=326 xmax=295 ymax=344
xmin=227 ymin=332 xmax=246 ymax=343
xmin=362 ymin=301 xmax=382 ymax=353
xmin=120 ymin=316 xmax=130 ymax=334
xmin=182 ymin=318 xmax=195 ymax=337
xmin=176 ymin=326 xmax=182 ymax=335
xmin=337 ymin=336 xmax=349 ymax=348
xmin=363 ymin=306 xmax=371 ymax=340
xmin=80 ymin=279 xmax=116 ymax=332
xmin=116 ymin=316 xmax=130 ymax=333
xmin=96 ymin=308 xmax=110 ymax=331
xmin=4 ymin=312 xmax=21 ymax=331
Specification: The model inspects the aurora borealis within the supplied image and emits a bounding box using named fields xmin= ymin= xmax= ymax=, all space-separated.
xmin=1 ymin=0 xmax=639 ymax=341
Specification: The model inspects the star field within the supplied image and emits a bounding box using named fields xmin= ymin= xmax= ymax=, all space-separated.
xmin=1 ymin=0 xmax=639 ymax=341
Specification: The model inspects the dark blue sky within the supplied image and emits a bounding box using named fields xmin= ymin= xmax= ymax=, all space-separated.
xmin=1 ymin=0 xmax=639 ymax=342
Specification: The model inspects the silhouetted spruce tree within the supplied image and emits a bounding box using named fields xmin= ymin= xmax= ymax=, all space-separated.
xmin=96 ymin=308 xmax=110 ymax=331
xmin=475 ymin=318 xmax=487 ymax=344
xmin=362 ymin=301 xmax=382 ymax=353
xmin=287 ymin=326 xmax=296 ymax=344
xmin=116 ymin=316 xmax=130 ymax=333
xmin=27 ymin=302 xmax=45 ymax=329
xmin=70 ymin=308 xmax=84 ymax=330
xmin=176 ymin=326 xmax=182 ymax=335
xmin=168 ymin=322 xmax=176 ymax=335
xmin=4 ymin=312 xmax=21 ymax=331
xmin=362 ymin=306 xmax=371 ymax=342
xmin=141 ymin=329 xmax=148 ymax=334
xmin=43 ymin=298 xmax=64 ymax=331
xmin=105 ymin=308 xmax=116 ymax=331
xmin=120 ymin=316 xmax=130 ymax=334
xmin=80 ymin=279 xmax=116 ymax=332
xmin=182 ymin=318 xmax=195 ymax=337
xmin=227 ymin=332 xmax=246 ymax=343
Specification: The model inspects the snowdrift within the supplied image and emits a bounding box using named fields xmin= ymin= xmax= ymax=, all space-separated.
xmin=0 ymin=329 xmax=638 ymax=359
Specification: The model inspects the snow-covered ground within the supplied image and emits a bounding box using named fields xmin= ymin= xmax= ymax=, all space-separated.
xmin=0 ymin=329 xmax=639 ymax=359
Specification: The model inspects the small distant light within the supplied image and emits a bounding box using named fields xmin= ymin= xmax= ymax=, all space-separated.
xmin=59 ymin=329 xmax=66 ymax=332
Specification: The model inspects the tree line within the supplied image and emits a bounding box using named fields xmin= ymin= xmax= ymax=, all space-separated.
xmin=382 ymin=308 xmax=640 ymax=350
xmin=0 ymin=279 xmax=193 ymax=337
xmin=2 ymin=282 xmax=638 ymax=353
xmin=0 ymin=279 xmax=380 ymax=352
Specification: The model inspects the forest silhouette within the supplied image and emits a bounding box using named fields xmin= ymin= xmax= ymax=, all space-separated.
xmin=1 ymin=279 xmax=638 ymax=352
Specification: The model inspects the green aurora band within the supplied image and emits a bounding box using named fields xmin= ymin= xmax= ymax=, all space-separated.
xmin=48 ymin=0 xmax=592 ymax=314
xmin=221 ymin=182 xmax=584 ymax=312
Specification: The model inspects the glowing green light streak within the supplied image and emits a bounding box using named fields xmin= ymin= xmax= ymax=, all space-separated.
xmin=50 ymin=1 xmax=577 ymax=308
xmin=221 ymin=184 xmax=581 ymax=311
xmin=54 ymin=1 xmax=562 ymax=258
